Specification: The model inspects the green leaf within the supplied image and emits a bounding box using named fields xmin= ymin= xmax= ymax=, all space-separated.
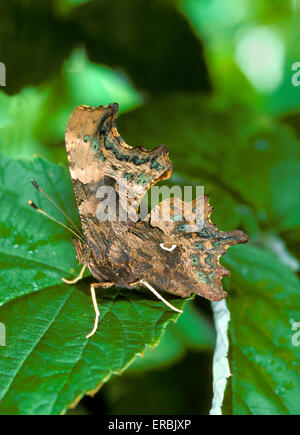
xmin=40 ymin=48 xmax=142 ymax=148
xmin=0 ymin=155 xmax=186 ymax=415
xmin=181 ymin=0 xmax=298 ymax=116
xmin=0 ymin=0 xmax=210 ymax=96
xmin=0 ymin=88 xmax=50 ymax=159
xmin=223 ymin=244 xmax=300 ymax=415
xmin=0 ymin=1 xmax=76 ymax=95
xmin=0 ymin=50 xmax=141 ymax=161
xmin=0 ymin=283 xmax=185 ymax=415
xmin=0 ymin=155 xmax=80 ymax=305
xmin=128 ymin=303 xmax=215 ymax=373
xmin=70 ymin=0 xmax=210 ymax=95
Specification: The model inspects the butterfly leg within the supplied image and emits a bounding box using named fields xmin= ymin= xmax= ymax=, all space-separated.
xmin=86 ymin=282 xmax=114 ymax=339
xmin=139 ymin=279 xmax=183 ymax=314
xmin=62 ymin=265 xmax=86 ymax=284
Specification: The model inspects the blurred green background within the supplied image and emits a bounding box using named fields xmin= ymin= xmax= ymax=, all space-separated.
xmin=0 ymin=0 xmax=299 ymax=415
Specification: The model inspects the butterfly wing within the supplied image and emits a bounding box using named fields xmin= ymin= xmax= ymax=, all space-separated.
xmin=116 ymin=196 xmax=248 ymax=301
xmin=65 ymin=103 xmax=172 ymax=263
xmin=66 ymin=103 xmax=247 ymax=299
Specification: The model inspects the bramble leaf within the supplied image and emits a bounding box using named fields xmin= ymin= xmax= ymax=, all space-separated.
xmin=0 ymin=155 xmax=186 ymax=415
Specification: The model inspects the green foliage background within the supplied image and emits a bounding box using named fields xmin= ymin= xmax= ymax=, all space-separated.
xmin=0 ymin=0 xmax=299 ymax=415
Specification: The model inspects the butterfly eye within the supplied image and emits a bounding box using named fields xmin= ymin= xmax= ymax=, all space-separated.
xmin=160 ymin=243 xmax=177 ymax=252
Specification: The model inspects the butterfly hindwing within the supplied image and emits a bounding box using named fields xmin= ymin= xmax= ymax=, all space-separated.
xmin=142 ymin=196 xmax=247 ymax=300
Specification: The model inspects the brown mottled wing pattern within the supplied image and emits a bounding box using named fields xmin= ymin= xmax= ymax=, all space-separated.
xmin=65 ymin=103 xmax=173 ymax=283
xmin=128 ymin=196 xmax=247 ymax=301
xmin=65 ymin=103 xmax=247 ymax=300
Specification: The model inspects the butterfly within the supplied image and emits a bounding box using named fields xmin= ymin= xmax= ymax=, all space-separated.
xmin=29 ymin=103 xmax=247 ymax=339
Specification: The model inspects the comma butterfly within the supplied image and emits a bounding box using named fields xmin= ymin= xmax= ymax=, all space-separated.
xmin=30 ymin=103 xmax=247 ymax=338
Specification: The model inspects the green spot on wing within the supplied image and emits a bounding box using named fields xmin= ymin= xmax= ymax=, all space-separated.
xmin=123 ymin=172 xmax=134 ymax=180
xmin=136 ymin=173 xmax=152 ymax=186
xmin=205 ymin=254 xmax=215 ymax=268
xmin=172 ymin=214 xmax=183 ymax=222
xmin=150 ymin=156 xmax=164 ymax=171
xmin=191 ymin=255 xmax=200 ymax=265
xmin=196 ymin=271 xmax=207 ymax=285
xmin=91 ymin=138 xmax=100 ymax=151
xmin=178 ymin=223 xmax=189 ymax=232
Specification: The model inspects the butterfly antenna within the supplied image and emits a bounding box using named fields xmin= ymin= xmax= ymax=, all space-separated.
xmin=28 ymin=200 xmax=87 ymax=245
xmin=30 ymin=179 xmax=83 ymax=237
